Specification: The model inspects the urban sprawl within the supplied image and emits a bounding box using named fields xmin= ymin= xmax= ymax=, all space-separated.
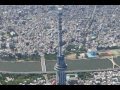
xmin=0 ymin=5 xmax=120 ymax=85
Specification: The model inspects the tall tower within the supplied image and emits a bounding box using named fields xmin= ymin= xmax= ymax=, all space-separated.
xmin=54 ymin=7 xmax=67 ymax=85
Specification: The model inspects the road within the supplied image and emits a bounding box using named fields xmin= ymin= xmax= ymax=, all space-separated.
xmin=41 ymin=54 xmax=46 ymax=72
xmin=40 ymin=54 xmax=49 ymax=83
xmin=107 ymin=56 xmax=120 ymax=68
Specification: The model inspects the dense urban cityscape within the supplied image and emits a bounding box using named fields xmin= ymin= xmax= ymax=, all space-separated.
xmin=0 ymin=5 xmax=120 ymax=85
xmin=1 ymin=5 xmax=120 ymax=58
xmin=1 ymin=69 xmax=120 ymax=85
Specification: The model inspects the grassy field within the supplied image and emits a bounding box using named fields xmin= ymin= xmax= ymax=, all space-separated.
xmin=44 ymin=53 xmax=57 ymax=60
xmin=114 ymin=56 xmax=120 ymax=66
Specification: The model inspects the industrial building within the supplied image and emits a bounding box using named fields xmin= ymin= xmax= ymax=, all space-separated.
xmin=86 ymin=48 xmax=97 ymax=58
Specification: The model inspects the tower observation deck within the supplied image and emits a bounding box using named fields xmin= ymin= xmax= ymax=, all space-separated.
xmin=54 ymin=7 xmax=67 ymax=85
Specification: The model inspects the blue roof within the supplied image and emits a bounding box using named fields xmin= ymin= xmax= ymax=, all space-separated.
xmin=87 ymin=52 xmax=97 ymax=58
